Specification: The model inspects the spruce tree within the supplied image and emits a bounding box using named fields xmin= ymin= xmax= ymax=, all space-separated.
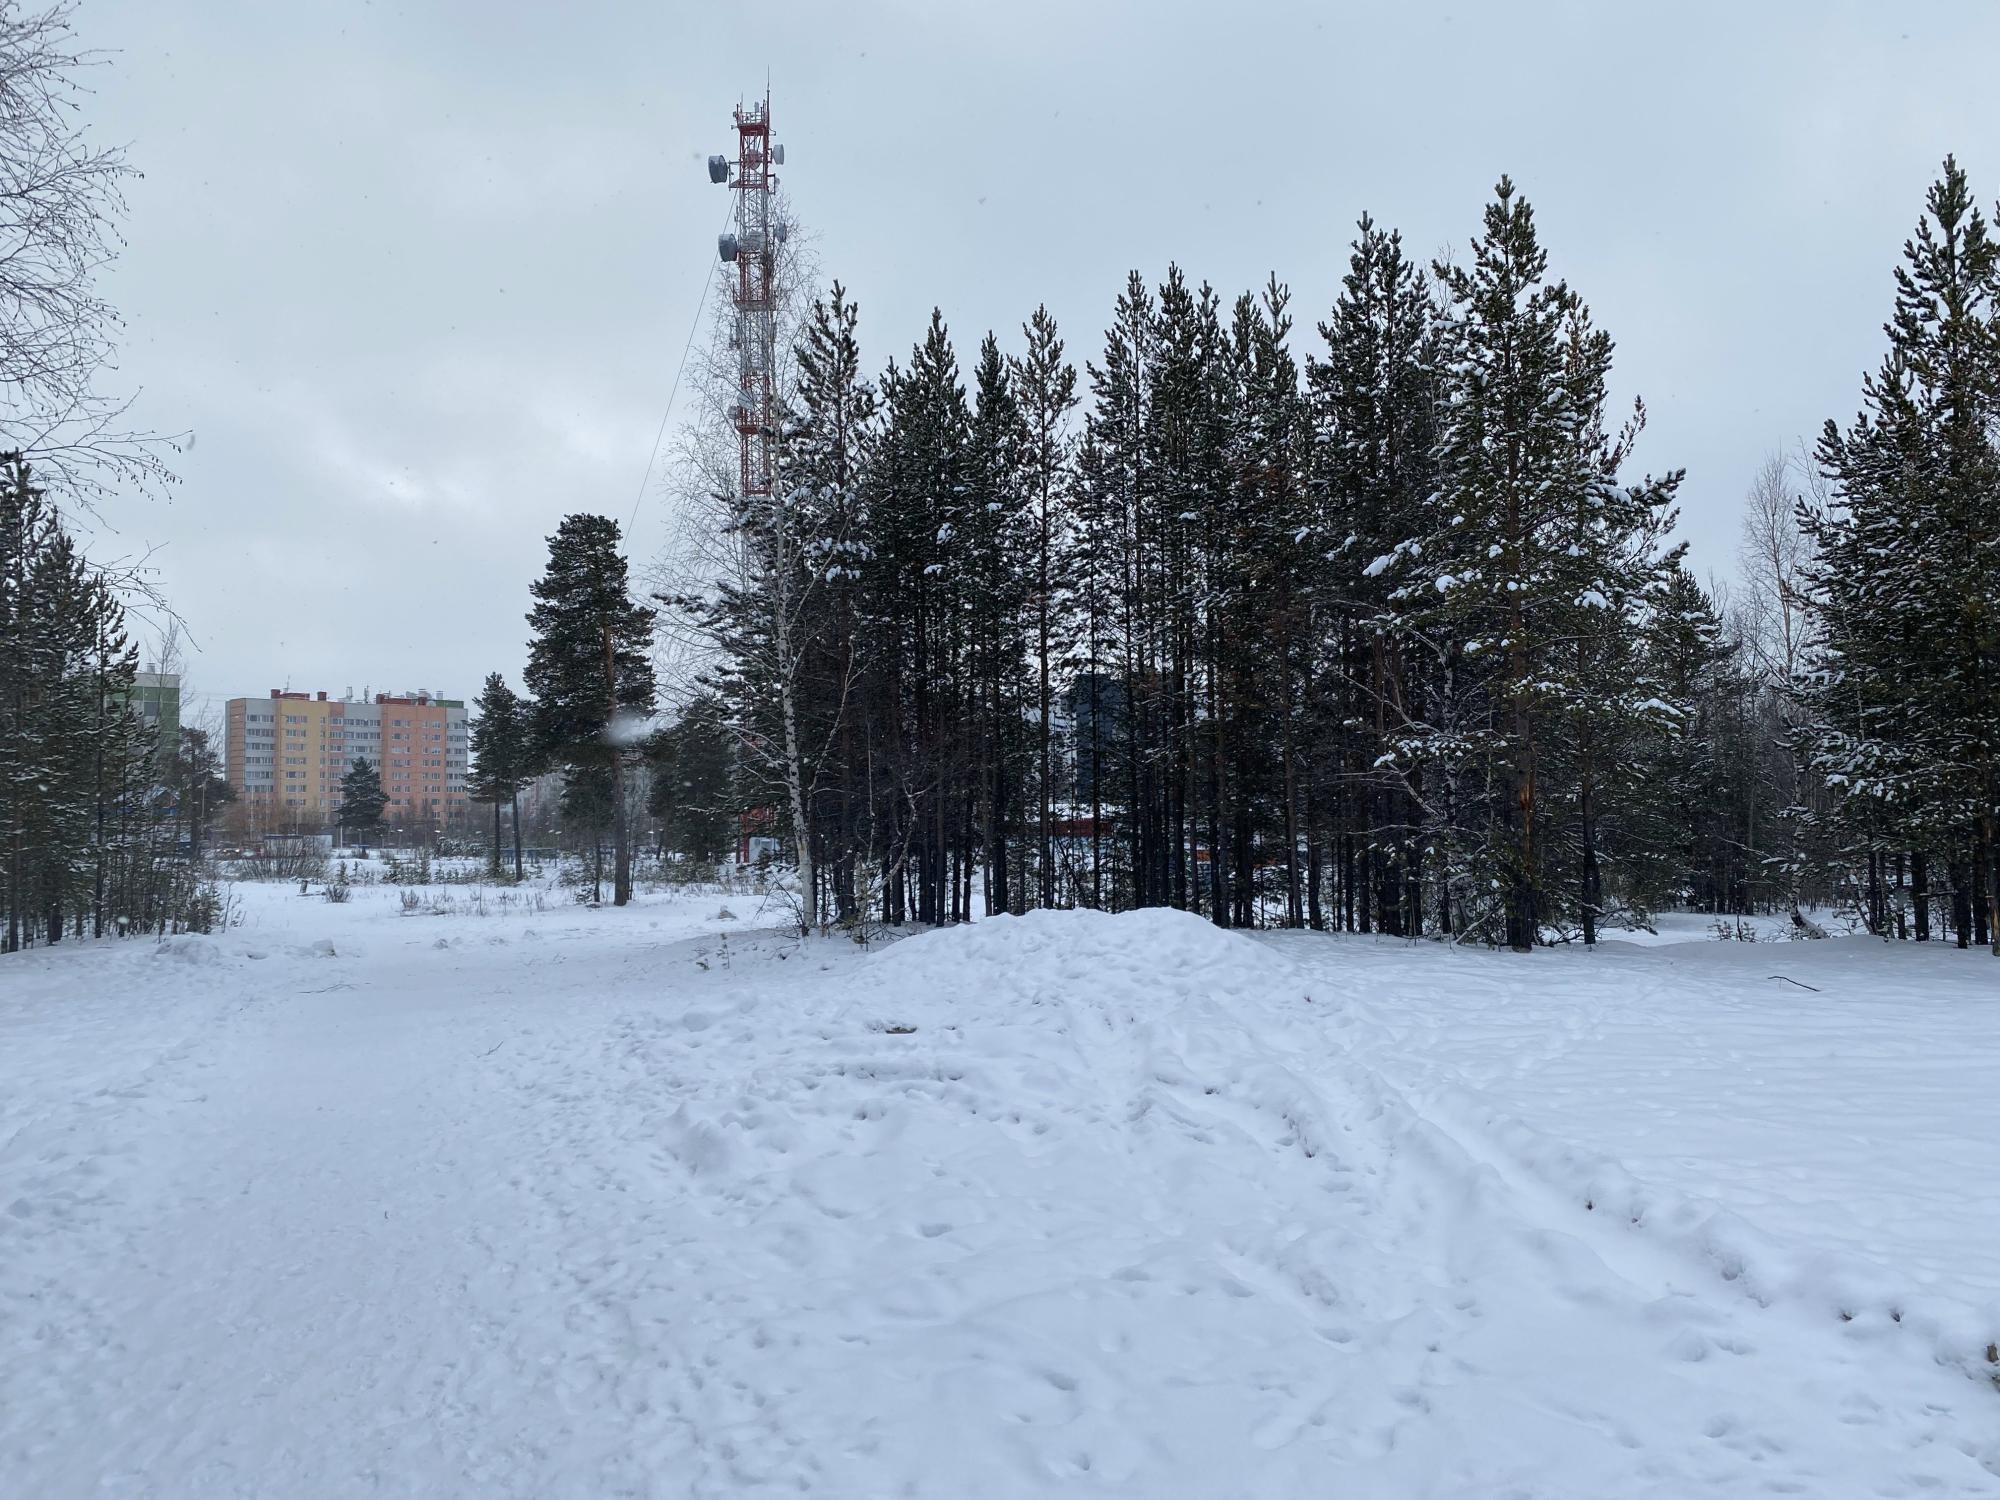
xmin=647 ymin=691 xmax=737 ymax=866
xmin=1311 ymin=214 xmax=1440 ymax=937
xmin=701 ymin=286 xmax=873 ymax=931
xmin=0 ymin=456 xmax=169 ymax=947
xmin=1384 ymin=179 xmax=1679 ymax=948
xmin=85 ymin=592 xmax=150 ymax=937
xmin=783 ymin=282 xmax=878 ymax=922
xmin=1536 ymin=310 xmax=1685 ymax=945
xmin=1639 ymin=563 xmax=1733 ymax=911
xmin=338 ymin=758 xmax=388 ymax=852
xmin=1806 ymin=156 xmax=2000 ymax=951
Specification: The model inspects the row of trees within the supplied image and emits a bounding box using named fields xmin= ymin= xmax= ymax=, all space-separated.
xmin=0 ymin=457 xmax=229 ymax=948
xmin=790 ymin=182 xmax=1693 ymax=944
xmin=636 ymin=183 xmax=1695 ymax=943
xmin=467 ymin=162 xmax=1998 ymax=953
xmin=0 ymin=5 xmax=210 ymax=953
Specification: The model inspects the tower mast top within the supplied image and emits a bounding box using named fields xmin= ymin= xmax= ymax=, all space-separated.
xmin=710 ymin=92 xmax=786 ymax=507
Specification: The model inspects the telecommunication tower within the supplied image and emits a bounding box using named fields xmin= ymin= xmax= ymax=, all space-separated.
xmin=708 ymin=93 xmax=786 ymax=509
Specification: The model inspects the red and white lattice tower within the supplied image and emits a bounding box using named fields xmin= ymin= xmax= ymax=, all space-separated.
xmin=709 ymin=93 xmax=785 ymax=508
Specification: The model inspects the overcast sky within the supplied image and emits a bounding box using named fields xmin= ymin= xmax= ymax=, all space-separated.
xmin=73 ymin=0 xmax=2000 ymax=720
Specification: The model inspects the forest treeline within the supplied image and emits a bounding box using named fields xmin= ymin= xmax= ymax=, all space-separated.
xmin=0 ymin=457 xmax=233 ymax=949
xmin=465 ymin=163 xmax=2000 ymax=953
xmin=604 ymin=160 xmax=1996 ymax=951
xmin=0 ymin=8 xmax=224 ymax=953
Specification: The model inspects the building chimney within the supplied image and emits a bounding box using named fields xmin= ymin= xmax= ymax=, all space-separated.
xmin=317 ymin=691 xmax=328 ymax=701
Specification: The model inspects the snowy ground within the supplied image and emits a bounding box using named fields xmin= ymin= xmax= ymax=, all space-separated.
xmin=2 ymin=879 xmax=1996 ymax=1498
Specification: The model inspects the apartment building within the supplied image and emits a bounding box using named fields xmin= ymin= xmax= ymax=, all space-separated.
xmin=129 ymin=672 xmax=182 ymax=760
xmin=225 ymin=689 xmax=469 ymax=828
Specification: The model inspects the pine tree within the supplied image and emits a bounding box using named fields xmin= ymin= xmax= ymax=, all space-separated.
xmin=1068 ymin=426 xmax=1121 ymax=908
xmin=864 ymin=310 xmax=972 ymax=924
xmin=1146 ymin=265 xmax=1215 ymax=918
xmin=469 ymin=672 xmax=532 ymax=880
xmin=1248 ymin=278 xmax=1313 ymax=925
xmin=1010 ymin=305 xmax=1078 ymax=909
xmin=964 ymin=331 xmax=1029 ymax=913
xmin=1076 ymin=272 xmax=1154 ymax=910
xmin=525 ymin=514 xmax=656 ymax=907
xmin=167 ymin=726 xmax=232 ymax=861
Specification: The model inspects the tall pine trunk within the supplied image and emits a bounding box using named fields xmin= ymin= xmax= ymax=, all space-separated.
xmin=1281 ymin=693 xmax=1302 ymax=930
xmin=1089 ymin=672 xmax=1104 ymax=910
xmin=1984 ymin=811 xmax=2000 ymax=957
xmin=1578 ymin=775 xmax=1600 ymax=948
xmin=1506 ymin=603 xmax=1536 ymax=954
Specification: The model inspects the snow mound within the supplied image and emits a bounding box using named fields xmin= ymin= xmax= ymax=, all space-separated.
xmin=865 ymin=904 xmax=1263 ymax=996
xmin=150 ymin=934 xmax=224 ymax=965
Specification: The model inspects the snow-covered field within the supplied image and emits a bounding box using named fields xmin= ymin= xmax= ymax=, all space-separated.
xmin=3 ymin=878 xmax=1996 ymax=1498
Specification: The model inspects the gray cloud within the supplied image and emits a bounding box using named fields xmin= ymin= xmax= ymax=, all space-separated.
xmin=74 ymin=0 xmax=2000 ymax=717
